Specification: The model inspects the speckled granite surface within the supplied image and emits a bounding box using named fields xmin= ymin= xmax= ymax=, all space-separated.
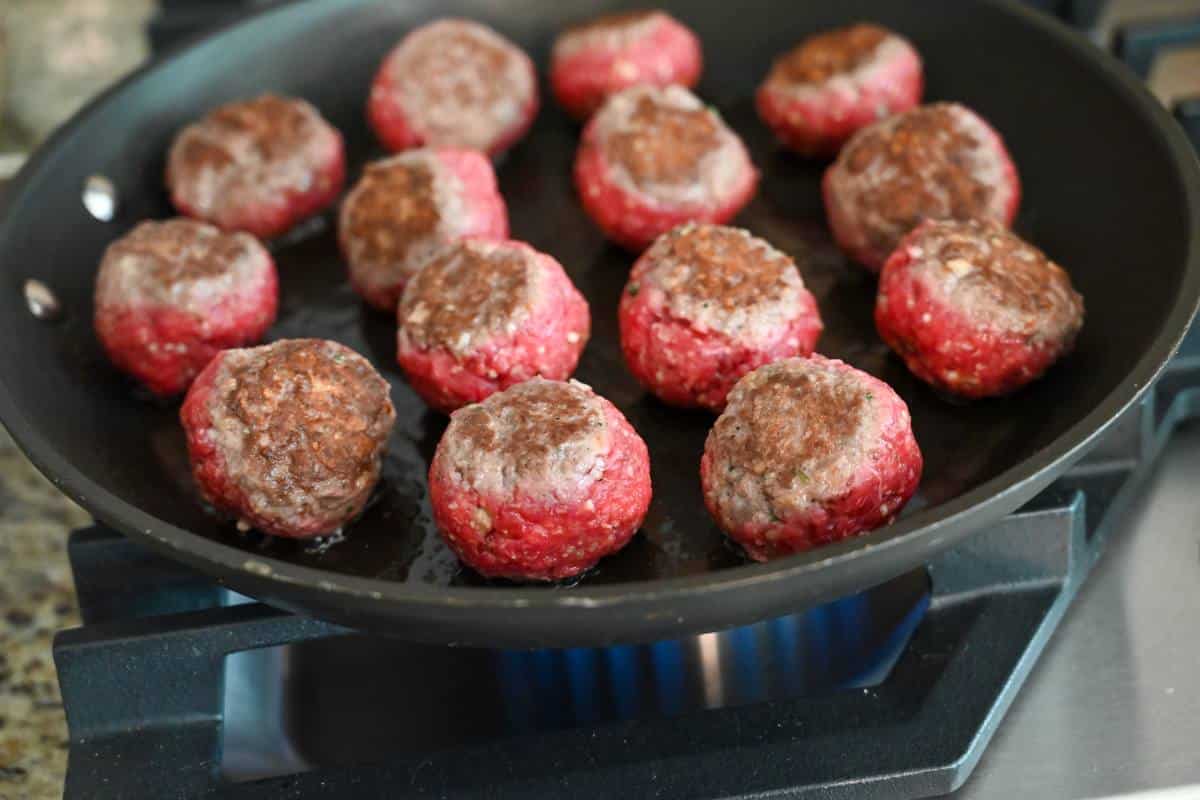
xmin=0 ymin=3 xmax=149 ymax=797
xmin=0 ymin=428 xmax=90 ymax=800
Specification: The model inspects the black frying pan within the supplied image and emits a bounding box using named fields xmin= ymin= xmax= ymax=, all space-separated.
xmin=1 ymin=0 xmax=1197 ymax=648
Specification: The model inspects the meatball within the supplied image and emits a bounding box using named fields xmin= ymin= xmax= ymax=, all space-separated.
xmin=180 ymin=339 xmax=396 ymax=539
xmin=574 ymin=85 xmax=758 ymax=251
xmin=822 ymin=102 xmax=1020 ymax=271
xmin=701 ymin=356 xmax=922 ymax=560
xmin=398 ymin=239 xmax=590 ymax=413
xmin=339 ymin=149 xmax=508 ymax=312
xmin=368 ymin=19 xmax=539 ymax=156
xmin=429 ymin=378 xmax=652 ymax=581
xmin=619 ymin=223 xmax=823 ymax=411
xmin=875 ymin=219 xmax=1084 ymax=398
xmin=757 ymin=23 xmax=922 ymax=157
xmin=550 ymin=10 xmax=702 ymax=120
xmin=166 ymin=94 xmax=345 ymax=239
xmin=94 ymin=219 xmax=278 ymax=397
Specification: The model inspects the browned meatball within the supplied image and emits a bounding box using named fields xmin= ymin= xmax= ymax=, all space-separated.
xmin=166 ymin=94 xmax=345 ymax=239
xmin=701 ymin=355 xmax=922 ymax=560
xmin=876 ymin=219 xmax=1085 ymax=397
xmin=822 ymin=102 xmax=1020 ymax=271
xmin=93 ymin=218 xmax=277 ymax=396
xmin=180 ymin=339 xmax=396 ymax=538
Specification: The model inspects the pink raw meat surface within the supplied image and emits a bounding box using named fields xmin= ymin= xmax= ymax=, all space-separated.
xmin=551 ymin=10 xmax=702 ymax=119
xmin=618 ymin=223 xmax=822 ymax=410
xmin=757 ymin=23 xmax=922 ymax=156
xmin=875 ymin=219 xmax=1084 ymax=398
xmin=701 ymin=355 xmax=922 ymax=560
xmin=93 ymin=219 xmax=278 ymax=397
xmin=574 ymin=85 xmax=758 ymax=251
xmin=397 ymin=239 xmax=590 ymax=413
xmin=429 ymin=379 xmax=652 ymax=581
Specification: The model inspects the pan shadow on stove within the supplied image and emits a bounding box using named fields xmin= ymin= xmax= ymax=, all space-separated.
xmin=220 ymin=568 xmax=931 ymax=782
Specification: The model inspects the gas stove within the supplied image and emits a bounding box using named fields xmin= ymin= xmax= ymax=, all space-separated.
xmin=53 ymin=326 xmax=1200 ymax=799
xmin=47 ymin=2 xmax=1200 ymax=798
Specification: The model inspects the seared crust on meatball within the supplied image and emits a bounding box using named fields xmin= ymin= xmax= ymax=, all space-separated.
xmin=773 ymin=23 xmax=892 ymax=84
xmin=574 ymin=85 xmax=758 ymax=250
xmin=339 ymin=149 xmax=508 ymax=312
xmin=402 ymin=241 xmax=535 ymax=353
xmin=619 ymin=223 xmax=822 ymax=410
xmin=180 ymin=339 xmax=396 ymax=539
xmin=166 ymin=94 xmax=345 ymax=238
xmin=551 ymin=10 xmax=702 ymax=119
xmin=822 ymin=102 xmax=1019 ymax=271
xmin=368 ymin=19 xmax=539 ymax=155
xmin=875 ymin=219 xmax=1084 ymax=397
xmin=756 ymin=23 xmax=923 ymax=156
xmin=94 ymin=219 xmax=278 ymax=396
xmin=701 ymin=355 xmax=922 ymax=560
xmin=428 ymin=378 xmax=651 ymax=581
xmin=397 ymin=239 xmax=590 ymax=412
xmin=443 ymin=380 xmax=607 ymax=502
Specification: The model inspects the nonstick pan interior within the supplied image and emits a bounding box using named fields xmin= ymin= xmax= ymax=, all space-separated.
xmin=0 ymin=0 xmax=1197 ymax=646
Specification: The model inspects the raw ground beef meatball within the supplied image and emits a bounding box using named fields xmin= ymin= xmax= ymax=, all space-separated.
xmin=180 ymin=339 xmax=396 ymax=539
xmin=574 ymin=85 xmax=758 ymax=251
xmin=339 ymin=148 xmax=508 ymax=312
xmin=619 ymin=223 xmax=823 ymax=411
xmin=823 ymin=102 xmax=1020 ymax=271
xmin=397 ymin=239 xmax=590 ymax=413
xmin=428 ymin=378 xmax=652 ymax=581
xmin=94 ymin=219 xmax=278 ymax=397
xmin=757 ymin=22 xmax=922 ymax=156
xmin=550 ymin=10 xmax=702 ymax=120
xmin=701 ymin=355 xmax=922 ymax=560
xmin=368 ymin=18 xmax=539 ymax=156
xmin=166 ymin=94 xmax=345 ymax=239
xmin=875 ymin=219 xmax=1084 ymax=398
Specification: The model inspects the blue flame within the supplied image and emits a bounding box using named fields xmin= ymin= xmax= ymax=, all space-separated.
xmin=495 ymin=580 xmax=929 ymax=732
xmin=564 ymin=648 xmax=598 ymax=725
xmin=729 ymin=626 xmax=763 ymax=704
xmin=604 ymin=645 xmax=640 ymax=719
xmin=650 ymin=640 xmax=685 ymax=716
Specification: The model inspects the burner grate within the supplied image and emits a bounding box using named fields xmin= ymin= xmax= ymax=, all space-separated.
xmin=52 ymin=329 xmax=1200 ymax=799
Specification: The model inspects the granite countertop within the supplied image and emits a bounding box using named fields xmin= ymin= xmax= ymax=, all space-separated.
xmin=0 ymin=429 xmax=90 ymax=800
xmin=1 ymin=2 xmax=151 ymax=797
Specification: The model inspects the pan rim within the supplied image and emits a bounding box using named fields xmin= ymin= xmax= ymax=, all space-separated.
xmin=1 ymin=0 xmax=1197 ymax=617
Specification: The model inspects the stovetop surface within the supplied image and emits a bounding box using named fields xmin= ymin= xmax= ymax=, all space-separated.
xmin=10 ymin=1 xmax=1200 ymax=798
xmin=958 ymin=425 xmax=1200 ymax=799
xmin=50 ymin=329 xmax=1200 ymax=799
xmin=965 ymin=4 xmax=1200 ymax=790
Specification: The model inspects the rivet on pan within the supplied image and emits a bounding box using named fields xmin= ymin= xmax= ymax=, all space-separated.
xmin=24 ymin=279 xmax=63 ymax=321
xmin=82 ymin=174 xmax=118 ymax=222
